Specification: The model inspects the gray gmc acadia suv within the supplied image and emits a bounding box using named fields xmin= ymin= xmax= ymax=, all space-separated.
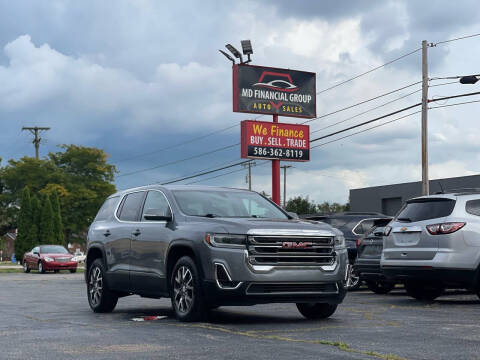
xmin=85 ymin=185 xmax=348 ymax=321
xmin=382 ymin=192 xmax=480 ymax=300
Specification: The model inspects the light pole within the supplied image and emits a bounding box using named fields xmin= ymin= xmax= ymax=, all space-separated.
xmin=280 ymin=165 xmax=292 ymax=208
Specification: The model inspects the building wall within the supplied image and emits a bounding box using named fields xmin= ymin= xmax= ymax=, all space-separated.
xmin=349 ymin=175 xmax=480 ymax=216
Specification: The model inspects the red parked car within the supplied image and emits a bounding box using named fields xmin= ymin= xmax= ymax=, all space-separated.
xmin=23 ymin=245 xmax=78 ymax=273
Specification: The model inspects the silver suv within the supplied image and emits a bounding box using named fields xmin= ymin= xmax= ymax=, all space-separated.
xmin=86 ymin=185 xmax=348 ymax=321
xmin=381 ymin=191 xmax=480 ymax=300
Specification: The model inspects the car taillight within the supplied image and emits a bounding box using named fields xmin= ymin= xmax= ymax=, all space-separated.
xmin=356 ymin=238 xmax=362 ymax=247
xmin=384 ymin=226 xmax=392 ymax=236
xmin=426 ymin=222 xmax=466 ymax=235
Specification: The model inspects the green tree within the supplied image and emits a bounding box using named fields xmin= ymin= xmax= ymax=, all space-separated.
xmin=30 ymin=195 xmax=41 ymax=244
xmin=39 ymin=194 xmax=55 ymax=244
xmin=49 ymin=144 xmax=116 ymax=242
xmin=0 ymin=144 xmax=116 ymax=244
xmin=285 ymin=196 xmax=318 ymax=215
xmin=50 ymin=191 xmax=64 ymax=245
xmin=14 ymin=187 xmax=33 ymax=261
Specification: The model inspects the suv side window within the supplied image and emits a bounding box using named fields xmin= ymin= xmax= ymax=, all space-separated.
xmin=32 ymin=246 xmax=40 ymax=254
xmin=95 ymin=196 xmax=119 ymax=222
xmin=466 ymin=199 xmax=480 ymax=216
xmin=117 ymin=192 xmax=145 ymax=221
xmin=141 ymin=191 xmax=171 ymax=220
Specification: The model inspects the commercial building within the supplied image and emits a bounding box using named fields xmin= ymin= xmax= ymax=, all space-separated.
xmin=349 ymin=174 xmax=480 ymax=216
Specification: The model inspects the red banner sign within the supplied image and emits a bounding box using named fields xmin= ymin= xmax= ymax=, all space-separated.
xmin=241 ymin=120 xmax=310 ymax=162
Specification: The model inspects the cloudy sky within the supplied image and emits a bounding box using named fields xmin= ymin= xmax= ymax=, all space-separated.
xmin=1 ymin=0 xmax=480 ymax=204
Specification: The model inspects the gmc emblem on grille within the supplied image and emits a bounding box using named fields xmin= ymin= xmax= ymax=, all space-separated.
xmin=282 ymin=241 xmax=313 ymax=249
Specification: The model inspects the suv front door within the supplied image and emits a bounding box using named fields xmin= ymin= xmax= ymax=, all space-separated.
xmin=130 ymin=190 xmax=173 ymax=296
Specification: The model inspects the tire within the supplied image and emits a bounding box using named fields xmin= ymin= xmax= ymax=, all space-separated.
xmin=346 ymin=266 xmax=361 ymax=290
xmin=23 ymin=261 xmax=30 ymax=273
xmin=296 ymin=303 xmax=338 ymax=320
xmin=366 ymin=280 xmax=395 ymax=294
xmin=87 ymin=258 xmax=118 ymax=313
xmin=70 ymin=269 xmax=77 ymax=273
xmin=405 ymin=281 xmax=444 ymax=301
xmin=38 ymin=262 xmax=45 ymax=274
xmin=170 ymin=256 xmax=206 ymax=322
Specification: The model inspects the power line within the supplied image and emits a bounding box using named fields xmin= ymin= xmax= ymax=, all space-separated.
xmin=160 ymin=159 xmax=252 ymax=185
xmin=316 ymin=47 xmax=422 ymax=95
xmin=310 ymin=111 xmax=421 ymax=149
xmin=115 ymin=123 xmax=239 ymax=163
xmin=434 ymin=33 xmax=480 ymax=46
xmin=310 ymin=102 xmax=422 ymax=143
xmin=302 ymin=81 xmax=421 ymax=124
xmin=310 ymin=88 xmax=421 ymax=134
xmin=429 ymin=99 xmax=480 ymax=109
xmin=429 ymin=80 xmax=459 ymax=87
xmin=117 ymin=143 xmax=239 ymax=177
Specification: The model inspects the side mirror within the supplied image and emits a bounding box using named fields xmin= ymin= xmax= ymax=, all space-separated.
xmin=33 ymin=252 xmax=40 ymax=256
xmin=143 ymin=208 xmax=172 ymax=222
xmin=287 ymin=211 xmax=299 ymax=219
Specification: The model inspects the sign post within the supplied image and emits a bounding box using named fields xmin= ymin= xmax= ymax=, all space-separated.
xmin=233 ymin=64 xmax=316 ymax=205
xmin=272 ymin=114 xmax=280 ymax=205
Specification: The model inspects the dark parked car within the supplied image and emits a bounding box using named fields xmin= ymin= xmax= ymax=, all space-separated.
xmin=355 ymin=218 xmax=395 ymax=294
xmin=86 ymin=185 xmax=348 ymax=322
xmin=302 ymin=212 xmax=389 ymax=289
xmin=23 ymin=245 xmax=78 ymax=273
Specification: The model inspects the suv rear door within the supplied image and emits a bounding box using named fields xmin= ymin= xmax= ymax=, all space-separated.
xmin=130 ymin=190 xmax=173 ymax=296
xmin=383 ymin=197 xmax=456 ymax=261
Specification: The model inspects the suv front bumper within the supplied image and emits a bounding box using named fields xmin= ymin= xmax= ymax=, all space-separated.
xmin=202 ymin=280 xmax=346 ymax=306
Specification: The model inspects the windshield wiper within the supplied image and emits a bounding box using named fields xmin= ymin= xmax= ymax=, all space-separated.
xmin=397 ymin=217 xmax=412 ymax=222
xmin=194 ymin=213 xmax=219 ymax=218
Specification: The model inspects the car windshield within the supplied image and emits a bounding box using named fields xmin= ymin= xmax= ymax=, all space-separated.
xmin=172 ymin=190 xmax=289 ymax=219
xmin=40 ymin=245 xmax=69 ymax=254
xmin=396 ymin=198 xmax=456 ymax=222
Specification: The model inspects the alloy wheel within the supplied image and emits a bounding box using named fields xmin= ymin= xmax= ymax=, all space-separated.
xmin=23 ymin=262 xmax=28 ymax=272
xmin=89 ymin=266 xmax=103 ymax=307
xmin=173 ymin=266 xmax=194 ymax=314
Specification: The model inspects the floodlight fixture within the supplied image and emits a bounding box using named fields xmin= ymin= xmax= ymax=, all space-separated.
xmin=226 ymin=44 xmax=243 ymax=63
xmin=459 ymin=75 xmax=479 ymax=84
xmin=219 ymin=49 xmax=235 ymax=65
xmin=241 ymin=40 xmax=253 ymax=63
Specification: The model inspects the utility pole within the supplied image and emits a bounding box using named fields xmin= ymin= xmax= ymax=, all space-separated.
xmin=421 ymin=40 xmax=429 ymax=196
xmin=242 ymin=161 xmax=255 ymax=190
xmin=280 ymin=165 xmax=292 ymax=208
xmin=22 ymin=126 xmax=50 ymax=160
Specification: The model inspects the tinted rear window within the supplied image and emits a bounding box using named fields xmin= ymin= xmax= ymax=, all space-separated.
xmin=95 ymin=197 xmax=119 ymax=222
xmin=466 ymin=199 xmax=480 ymax=216
xmin=396 ymin=198 xmax=455 ymax=222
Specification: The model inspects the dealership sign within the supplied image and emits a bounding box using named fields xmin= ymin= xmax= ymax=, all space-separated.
xmin=233 ymin=64 xmax=316 ymax=118
xmin=241 ymin=120 xmax=310 ymax=161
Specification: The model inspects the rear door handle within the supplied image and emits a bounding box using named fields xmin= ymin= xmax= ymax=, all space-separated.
xmin=132 ymin=229 xmax=141 ymax=237
xmin=103 ymin=230 xmax=111 ymax=237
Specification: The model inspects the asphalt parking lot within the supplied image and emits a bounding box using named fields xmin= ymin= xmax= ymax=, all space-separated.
xmin=0 ymin=273 xmax=479 ymax=360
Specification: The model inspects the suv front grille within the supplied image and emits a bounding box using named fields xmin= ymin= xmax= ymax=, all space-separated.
xmin=247 ymin=235 xmax=335 ymax=266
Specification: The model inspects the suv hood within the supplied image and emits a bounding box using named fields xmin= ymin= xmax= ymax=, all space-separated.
xmin=190 ymin=217 xmax=340 ymax=236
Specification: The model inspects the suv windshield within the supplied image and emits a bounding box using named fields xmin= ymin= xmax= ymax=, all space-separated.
xmin=40 ymin=245 xmax=69 ymax=254
xmin=396 ymin=198 xmax=456 ymax=222
xmin=172 ymin=190 xmax=288 ymax=219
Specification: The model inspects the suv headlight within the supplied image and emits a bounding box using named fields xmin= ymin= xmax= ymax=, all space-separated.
xmin=44 ymin=256 xmax=54 ymax=262
xmin=334 ymin=235 xmax=345 ymax=249
xmin=205 ymin=233 xmax=247 ymax=249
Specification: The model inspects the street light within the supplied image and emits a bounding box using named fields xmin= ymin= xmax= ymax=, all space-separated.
xmin=218 ymin=49 xmax=235 ymax=65
xmin=225 ymin=44 xmax=243 ymax=64
xmin=241 ymin=40 xmax=253 ymax=63
xmin=219 ymin=40 xmax=253 ymax=65
xmin=459 ymin=75 xmax=479 ymax=84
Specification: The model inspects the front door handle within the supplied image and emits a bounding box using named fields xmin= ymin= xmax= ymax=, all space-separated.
xmin=132 ymin=229 xmax=141 ymax=237
xmin=103 ymin=230 xmax=111 ymax=237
